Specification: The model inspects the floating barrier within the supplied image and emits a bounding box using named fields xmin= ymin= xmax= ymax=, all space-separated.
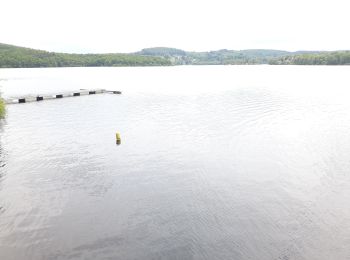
xmin=4 ymin=89 xmax=122 ymax=104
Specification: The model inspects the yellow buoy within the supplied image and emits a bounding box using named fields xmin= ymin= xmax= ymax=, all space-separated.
xmin=116 ymin=132 xmax=121 ymax=145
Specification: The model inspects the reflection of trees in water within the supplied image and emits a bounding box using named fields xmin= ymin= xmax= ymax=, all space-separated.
xmin=0 ymin=147 xmax=4 ymax=169
xmin=0 ymin=121 xmax=5 ymax=215
xmin=0 ymin=122 xmax=5 ymax=180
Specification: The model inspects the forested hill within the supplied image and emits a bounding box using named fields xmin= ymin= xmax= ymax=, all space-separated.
xmin=0 ymin=43 xmax=171 ymax=68
xmin=137 ymin=47 xmax=350 ymax=65
xmin=1 ymin=43 xmax=349 ymax=68
xmin=137 ymin=48 xmax=292 ymax=65
xmin=269 ymin=51 xmax=350 ymax=65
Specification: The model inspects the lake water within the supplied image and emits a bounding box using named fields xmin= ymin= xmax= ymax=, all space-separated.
xmin=0 ymin=66 xmax=350 ymax=260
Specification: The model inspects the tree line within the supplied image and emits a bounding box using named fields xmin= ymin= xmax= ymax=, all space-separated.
xmin=1 ymin=43 xmax=350 ymax=67
xmin=269 ymin=51 xmax=350 ymax=65
xmin=0 ymin=44 xmax=171 ymax=68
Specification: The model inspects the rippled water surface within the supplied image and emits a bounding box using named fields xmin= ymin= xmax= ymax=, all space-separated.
xmin=1 ymin=66 xmax=350 ymax=260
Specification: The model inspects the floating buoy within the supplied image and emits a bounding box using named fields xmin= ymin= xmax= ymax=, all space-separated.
xmin=116 ymin=132 xmax=121 ymax=145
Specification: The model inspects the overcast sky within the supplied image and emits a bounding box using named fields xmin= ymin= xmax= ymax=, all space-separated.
xmin=1 ymin=0 xmax=349 ymax=53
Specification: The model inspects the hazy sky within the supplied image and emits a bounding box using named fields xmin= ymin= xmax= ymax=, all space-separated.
xmin=1 ymin=0 xmax=349 ymax=53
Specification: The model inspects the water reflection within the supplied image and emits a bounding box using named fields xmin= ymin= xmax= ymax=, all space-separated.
xmin=0 ymin=120 xmax=5 ymax=178
xmin=0 ymin=121 xmax=6 ymax=217
xmin=0 ymin=66 xmax=350 ymax=260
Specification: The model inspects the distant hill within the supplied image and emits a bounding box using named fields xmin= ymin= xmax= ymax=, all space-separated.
xmin=0 ymin=43 xmax=349 ymax=68
xmin=0 ymin=43 xmax=171 ymax=68
xmin=137 ymin=47 xmax=186 ymax=56
xmin=186 ymin=49 xmax=291 ymax=65
xmin=136 ymin=47 xmax=291 ymax=65
xmin=269 ymin=51 xmax=350 ymax=65
xmin=137 ymin=47 xmax=350 ymax=65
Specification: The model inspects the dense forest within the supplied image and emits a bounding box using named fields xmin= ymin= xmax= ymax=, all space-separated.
xmin=137 ymin=48 xmax=291 ymax=65
xmin=0 ymin=43 xmax=171 ymax=68
xmin=138 ymin=48 xmax=350 ymax=65
xmin=269 ymin=51 xmax=350 ymax=65
xmin=0 ymin=43 xmax=350 ymax=68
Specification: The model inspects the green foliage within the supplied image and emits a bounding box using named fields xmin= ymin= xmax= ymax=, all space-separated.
xmin=269 ymin=51 xmax=350 ymax=65
xmin=0 ymin=43 xmax=172 ymax=68
xmin=1 ymin=43 xmax=349 ymax=67
xmin=137 ymin=47 xmax=186 ymax=56
xmin=186 ymin=49 xmax=291 ymax=65
xmin=139 ymin=48 xmax=292 ymax=65
xmin=0 ymin=98 xmax=5 ymax=118
xmin=140 ymin=48 xmax=350 ymax=65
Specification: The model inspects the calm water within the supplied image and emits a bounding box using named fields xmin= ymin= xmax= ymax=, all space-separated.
xmin=0 ymin=66 xmax=350 ymax=260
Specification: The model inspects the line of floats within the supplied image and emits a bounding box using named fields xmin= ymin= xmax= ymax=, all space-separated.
xmin=4 ymin=89 xmax=122 ymax=104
